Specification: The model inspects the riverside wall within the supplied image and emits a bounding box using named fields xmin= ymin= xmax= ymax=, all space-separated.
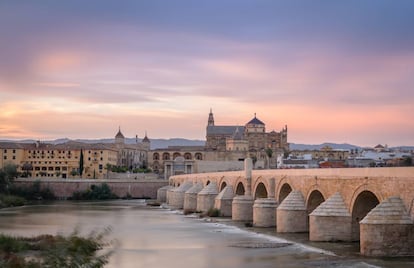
xmin=14 ymin=178 xmax=168 ymax=199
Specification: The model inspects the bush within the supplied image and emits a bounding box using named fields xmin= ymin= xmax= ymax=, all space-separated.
xmin=207 ymin=208 xmax=221 ymax=217
xmin=0 ymin=194 xmax=26 ymax=208
xmin=8 ymin=180 xmax=56 ymax=200
xmin=70 ymin=183 xmax=118 ymax=200
xmin=0 ymin=228 xmax=113 ymax=268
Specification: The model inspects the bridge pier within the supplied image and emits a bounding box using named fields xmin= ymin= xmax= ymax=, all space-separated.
xmin=277 ymin=190 xmax=307 ymax=233
xmin=157 ymin=185 xmax=173 ymax=203
xmin=197 ymin=182 xmax=219 ymax=213
xmin=232 ymin=195 xmax=254 ymax=221
xmin=183 ymin=182 xmax=203 ymax=213
xmin=309 ymin=192 xmax=352 ymax=241
xmin=360 ymin=196 xmax=414 ymax=256
xmin=253 ymin=198 xmax=278 ymax=227
xmin=214 ymin=185 xmax=234 ymax=217
xmin=169 ymin=181 xmax=193 ymax=209
xmin=232 ymin=158 xmax=254 ymax=222
xmin=253 ymin=178 xmax=277 ymax=227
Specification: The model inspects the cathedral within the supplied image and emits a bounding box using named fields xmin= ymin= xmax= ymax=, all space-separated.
xmin=205 ymin=109 xmax=289 ymax=153
xmin=148 ymin=110 xmax=289 ymax=178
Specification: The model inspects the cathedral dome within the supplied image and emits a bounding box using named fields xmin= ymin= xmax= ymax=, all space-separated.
xmin=246 ymin=114 xmax=265 ymax=125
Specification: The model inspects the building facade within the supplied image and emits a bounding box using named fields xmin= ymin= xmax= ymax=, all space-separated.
xmin=206 ymin=110 xmax=289 ymax=154
xmin=0 ymin=128 xmax=150 ymax=179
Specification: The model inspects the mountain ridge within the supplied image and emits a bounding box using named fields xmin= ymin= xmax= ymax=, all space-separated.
xmin=1 ymin=138 xmax=413 ymax=151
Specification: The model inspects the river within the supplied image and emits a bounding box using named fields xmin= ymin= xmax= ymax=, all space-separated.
xmin=0 ymin=200 xmax=413 ymax=268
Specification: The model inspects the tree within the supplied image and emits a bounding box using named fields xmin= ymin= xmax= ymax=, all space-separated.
xmin=79 ymin=149 xmax=84 ymax=177
xmin=0 ymin=163 xmax=18 ymax=193
xmin=21 ymin=162 xmax=33 ymax=178
xmin=265 ymin=148 xmax=273 ymax=169
xmin=251 ymin=156 xmax=257 ymax=168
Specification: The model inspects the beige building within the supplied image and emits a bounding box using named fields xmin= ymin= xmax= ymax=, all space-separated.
xmin=1 ymin=141 xmax=118 ymax=179
xmin=0 ymin=128 xmax=150 ymax=179
xmin=290 ymin=146 xmax=350 ymax=161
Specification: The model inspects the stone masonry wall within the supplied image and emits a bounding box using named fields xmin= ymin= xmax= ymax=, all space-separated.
xmin=14 ymin=179 xmax=168 ymax=199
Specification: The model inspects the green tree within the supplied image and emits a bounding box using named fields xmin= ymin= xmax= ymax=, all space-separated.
xmin=265 ymin=148 xmax=273 ymax=169
xmin=0 ymin=164 xmax=18 ymax=193
xmin=79 ymin=149 xmax=84 ymax=177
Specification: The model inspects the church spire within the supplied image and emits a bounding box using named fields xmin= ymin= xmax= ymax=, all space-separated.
xmin=208 ymin=108 xmax=214 ymax=126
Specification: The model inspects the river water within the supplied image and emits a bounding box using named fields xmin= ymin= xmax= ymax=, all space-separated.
xmin=0 ymin=200 xmax=413 ymax=268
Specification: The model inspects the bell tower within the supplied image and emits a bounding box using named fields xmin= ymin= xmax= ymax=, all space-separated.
xmin=207 ymin=108 xmax=214 ymax=126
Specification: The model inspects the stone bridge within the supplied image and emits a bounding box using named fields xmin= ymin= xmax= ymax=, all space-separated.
xmin=157 ymin=159 xmax=414 ymax=257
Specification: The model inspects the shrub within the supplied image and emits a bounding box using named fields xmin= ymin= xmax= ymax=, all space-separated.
xmin=9 ymin=180 xmax=55 ymax=200
xmin=0 ymin=194 xmax=26 ymax=208
xmin=70 ymin=183 xmax=118 ymax=200
xmin=0 ymin=228 xmax=113 ymax=268
xmin=183 ymin=209 xmax=195 ymax=215
xmin=207 ymin=208 xmax=221 ymax=217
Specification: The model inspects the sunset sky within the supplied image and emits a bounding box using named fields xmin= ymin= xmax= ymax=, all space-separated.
xmin=1 ymin=1 xmax=413 ymax=146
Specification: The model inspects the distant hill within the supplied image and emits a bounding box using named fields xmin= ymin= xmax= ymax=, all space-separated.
xmin=1 ymin=138 xmax=412 ymax=151
xmin=0 ymin=138 xmax=205 ymax=150
xmin=289 ymin=142 xmax=361 ymax=151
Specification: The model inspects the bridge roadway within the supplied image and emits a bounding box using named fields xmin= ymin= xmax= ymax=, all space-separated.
xmin=161 ymin=161 xmax=414 ymax=257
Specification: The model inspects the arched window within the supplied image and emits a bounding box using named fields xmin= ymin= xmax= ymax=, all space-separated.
xmin=162 ymin=152 xmax=170 ymax=160
xmin=153 ymin=153 xmax=159 ymax=161
xmin=184 ymin=153 xmax=192 ymax=160
xmin=195 ymin=153 xmax=203 ymax=160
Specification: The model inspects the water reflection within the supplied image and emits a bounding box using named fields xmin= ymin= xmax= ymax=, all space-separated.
xmin=0 ymin=200 xmax=413 ymax=268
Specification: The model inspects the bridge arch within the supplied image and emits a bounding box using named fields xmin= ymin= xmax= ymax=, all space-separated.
xmin=254 ymin=182 xmax=268 ymax=199
xmin=278 ymin=183 xmax=293 ymax=203
xmin=235 ymin=182 xmax=245 ymax=195
xmin=220 ymin=181 xmax=227 ymax=191
xmin=253 ymin=177 xmax=269 ymax=199
xmin=350 ymin=188 xmax=380 ymax=241
xmin=218 ymin=176 xmax=228 ymax=192
xmin=306 ymin=188 xmax=325 ymax=214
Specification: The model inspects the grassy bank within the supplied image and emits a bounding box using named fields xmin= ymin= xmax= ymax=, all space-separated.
xmin=0 ymin=229 xmax=112 ymax=268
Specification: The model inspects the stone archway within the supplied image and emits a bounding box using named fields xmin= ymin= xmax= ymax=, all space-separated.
xmin=307 ymin=190 xmax=325 ymax=214
xmin=351 ymin=191 xmax=379 ymax=241
xmin=235 ymin=182 xmax=245 ymax=195
xmin=254 ymin=182 xmax=268 ymax=199
xmin=220 ymin=181 xmax=227 ymax=191
xmin=278 ymin=183 xmax=292 ymax=203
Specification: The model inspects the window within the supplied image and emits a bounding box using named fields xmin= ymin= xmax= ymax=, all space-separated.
xmin=12 ymin=149 xmax=16 ymax=153
xmin=12 ymin=156 xmax=15 ymax=160
xmin=3 ymin=156 xmax=6 ymax=160
xmin=3 ymin=149 xmax=7 ymax=153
